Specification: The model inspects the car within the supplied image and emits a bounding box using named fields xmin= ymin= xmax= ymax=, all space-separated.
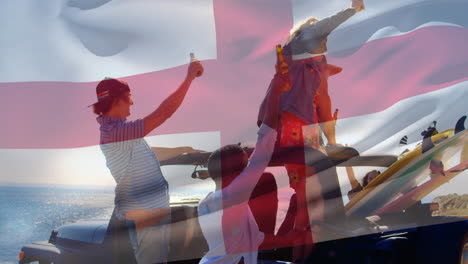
xmin=18 ymin=205 xmax=207 ymax=264
xmin=19 ymin=129 xmax=467 ymax=264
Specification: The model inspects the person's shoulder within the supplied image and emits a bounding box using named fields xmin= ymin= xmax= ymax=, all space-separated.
xmin=199 ymin=191 xmax=222 ymax=216
xmin=97 ymin=116 xmax=123 ymax=129
xmin=258 ymin=123 xmax=275 ymax=134
xmin=200 ymin=191 xmax=216 ymax=204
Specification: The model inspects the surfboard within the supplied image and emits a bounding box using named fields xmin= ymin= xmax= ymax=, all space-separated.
xmin=375 ymin=160 xmax=468 ymax=215
xmin=345 ymin=129 xmax=466 ymax=216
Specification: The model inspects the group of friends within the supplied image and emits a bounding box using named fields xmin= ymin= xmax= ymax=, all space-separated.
xmin=90 ymin=0 xmax=366 ymax=263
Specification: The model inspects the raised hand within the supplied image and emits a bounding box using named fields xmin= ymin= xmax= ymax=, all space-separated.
xmin=351 ymin=0 xmax=365 ymax=12
xmin=187 ymin=53 xmax=204 ymax=80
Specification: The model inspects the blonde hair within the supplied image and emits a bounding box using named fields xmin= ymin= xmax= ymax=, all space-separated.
xmin=287 ymin=17 xmax=319 ymax=42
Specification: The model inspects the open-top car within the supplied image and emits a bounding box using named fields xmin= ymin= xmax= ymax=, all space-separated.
xmin=19 ymin=123 xmax=468 ymax=264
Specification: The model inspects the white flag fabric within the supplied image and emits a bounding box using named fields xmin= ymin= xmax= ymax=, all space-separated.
xmin=1 ymin=0 xmax=467 ymax=262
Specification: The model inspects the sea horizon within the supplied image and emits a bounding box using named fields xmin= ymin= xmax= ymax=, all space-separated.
xmin=0 ymin=184 xmax=211 ymax=263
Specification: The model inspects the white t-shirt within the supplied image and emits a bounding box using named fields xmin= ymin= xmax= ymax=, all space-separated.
xmin=198 ymin=124 xmax=277 ymax=264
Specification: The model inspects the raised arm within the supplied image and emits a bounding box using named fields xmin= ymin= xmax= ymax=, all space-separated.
xmin=143 ymin=60 xmax=203 ymax=136
xmin=311 ymin=8 xmax=354 ymax=36
xmin=285 ymin=0 xmax=365 ymax=55
xmin=223 ymin=73 xmax=288 ymax=208
xmin=306 ymin=0 xmax=364 ymax=37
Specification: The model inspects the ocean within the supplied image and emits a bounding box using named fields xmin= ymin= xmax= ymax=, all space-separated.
xmin=0 ymin=185 xmax=208 ymax=264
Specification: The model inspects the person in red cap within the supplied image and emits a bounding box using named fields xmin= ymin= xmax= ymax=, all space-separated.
xmin=91 ymin=57 xmax=203 ymax=264
xmin=257 ymin=0 xmax=366 ymax=261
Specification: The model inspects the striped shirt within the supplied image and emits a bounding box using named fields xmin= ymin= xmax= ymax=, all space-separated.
xmin=97 ymin=116 xmax=169 ymax=219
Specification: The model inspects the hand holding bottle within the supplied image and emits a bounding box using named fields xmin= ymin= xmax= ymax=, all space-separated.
xmin=187 ymin=53 xmax=204 ymax=80
xmin=275 ymin=45 xmax=291 ymax=91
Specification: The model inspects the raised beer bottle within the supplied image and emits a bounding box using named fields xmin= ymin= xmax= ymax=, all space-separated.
xmin=275 ymin=45 xmax=291 ymax=91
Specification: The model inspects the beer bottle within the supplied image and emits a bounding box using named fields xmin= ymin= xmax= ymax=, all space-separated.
xmin=275 ymin=45 xmax=291 ymax=91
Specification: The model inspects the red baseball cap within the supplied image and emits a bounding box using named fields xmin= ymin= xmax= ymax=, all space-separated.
xmin=89 ymin=78 xmax=130 ymax=107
